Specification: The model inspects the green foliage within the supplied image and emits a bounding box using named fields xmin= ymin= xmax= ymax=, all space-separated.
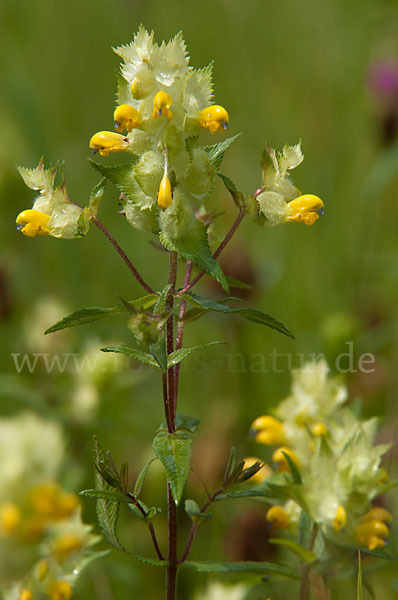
xmin=152 ymin=430 xmax=192 ymax=505
xmin=174 ymin=413 xmax=200 ymax=433
xmin=133 ymin=458 xmax=158 ymax=496
xmin=182 ymin=561 xmax=300 ymax=578
xmin=167 ymin=341 xmax=224 ymax=368
xmin=45 ymin=295 xmax=158 ymax=333
xmin=269 ymin=538 xmax=316 ymax=564
xmin=202 ymin=134 xmax=241 ymax=171
xmin=100 ymin=345 xmax=160 ymax=369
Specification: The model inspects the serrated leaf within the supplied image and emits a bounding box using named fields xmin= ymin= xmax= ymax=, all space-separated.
xmin=153 ymin=284 xmax=172 ymax=314
xmin=129 ymin=502 xmax=162 ymax=523
xmin=45 ymin=295 xmax=158 ymax=334
xmin=89 ymin=178 xmax=106 ymax=216
xmin=217 ymin=172 xmax=244 ymax=207
xmin=134 ymin=458 xmax=157 ymax=496
xmin=101 ymin=345 xmax=160 ymax=368
xmin=93 ymin=436 xmax=122 ymax=550
xmin=152 ymin=430 xmax=192 ymax=505
xmin=181 ymin=292 xmax=294 ymax=338
xmin=150 ymin=334 xmax=167 ymax=372
xmin=182 ymin=560 xmax=299 ymax=579
xmin=167 ymin=341 xmax=224 ymax=368
xmin=80 ymin=489 xmax=130 ymax=503
xmin=202 ymin=134 xmax=241 ymax=171
xmin=88 ymin=159 xmax=142 ymax=201
xmin=269 ymin=538 xmax=316 ymax=564
xmin=160 ymin=219 xmax=228 ymax=292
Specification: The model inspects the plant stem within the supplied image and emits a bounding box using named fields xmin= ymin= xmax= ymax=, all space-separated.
xmin=173 ymin=260 xmax=193 ymax=415
xmin=164 ymin=251 xmax=178 ymax=599
xmin=176 ymin=208 xmax=246 ymax=296
xmin=91 ymin=216 xmax=157 ymax=295
xmin=298 ymin=523 xmax=318 ymax=600
xmin=127 ymin=493 xmax=164 ymax=561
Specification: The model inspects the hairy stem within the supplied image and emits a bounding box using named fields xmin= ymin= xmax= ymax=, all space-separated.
xmin=165 ymin=252 xmax=178 ymax=599
xmin=91 ymin=216 xmax=156 ymax=295
xmin=176 ymin=208 xmax=246 ymax=296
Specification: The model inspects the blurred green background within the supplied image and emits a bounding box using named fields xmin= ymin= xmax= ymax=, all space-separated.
xmin=1 ymin=0 xmax=398 ymax=598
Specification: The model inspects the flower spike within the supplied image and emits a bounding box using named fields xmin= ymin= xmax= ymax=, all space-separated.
xmin=152 ymin=91 xmax=173 ymax=120
xmin=16 ymin=209 xmax=51 ymax=237
xmin=113 ymin=104 xmax=140 ymax=132
xmin=89 ymin=131 xmax=129 ymax=156
xmin=199 ymin=105 xmax=229 ymax=134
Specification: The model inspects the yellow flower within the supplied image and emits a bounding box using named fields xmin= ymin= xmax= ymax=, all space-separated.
xmin=251 ymin=415 xmax=285 ymax=445
xmin=113 ymin=104 xmax=140 ymax=132
xmin=272 ymin=446 xmax=300 ymax=473
xmin=356 ymin=519 xmax=389 ymax=550
xmin=266 ymin=506 xmax=290 ymax=529
xmin=30 ymin=482 xmax=80 ymax=522
xmin=243 ymin=457 xmax=272 ymax=483
xmin=19 ymin=590 xmax=33 ymax=600
xmin=16 ymin=209 xmax=51 ymax=238
xmin=152 ymin=91 xmax=173 ymax=120
xmin=157 ymin=172 xmax=173 ymax=210
xmin=54 ymin=533 xmax=84 ymax=561
xmin=362 ymin=507 xmax=392 ymax=524
xmin=287 ymin=194 xmax=324 ymax=226
xmin=199 ymin=105 xmax=229 ymax=134
xmin=332 ymin=505 xmax=346 ymax=531
xmin=0 ymin=502 xmax=21 ymax=536
xmin=50 ymin=580 xmax=73 ymax=600
xmin=89 ymin=131 xmax=129 ymax=156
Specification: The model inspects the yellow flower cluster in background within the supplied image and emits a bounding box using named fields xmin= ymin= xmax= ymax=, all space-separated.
xmin=0 ymin=413 xmax=100 ymax=600
xmin=247 ymin=361 xmax=392 ymax=549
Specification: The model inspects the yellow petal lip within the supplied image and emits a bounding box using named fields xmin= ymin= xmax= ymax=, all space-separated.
xmin=89 ymin=131 xmax=129 ymax=157
xmin=113 ymin=104 xmax=140 ymax=132
xmin=266 ymin=506 xmax=290 ymax=529
xmin=362 ymin=507 xmax=392 ymax=524
xmin=16 ymin=209 xmax=51 ymax=237
xmin=152 ymin=91 xmax=173 ymax=120
xmin=287 ymin=194 xmax=324 ymax=225
xmin=251 ymin=415 xmax=285 ymax=445
xmin=333 ymin=505 xmax=346 ymax=531
xmin=199 ymin=105 xmax=229 ymax=134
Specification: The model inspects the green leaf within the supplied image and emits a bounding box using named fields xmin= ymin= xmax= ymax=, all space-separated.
xmin=129 ymin=502 xmax=162 ymax=523
xmin=88 ymin=159 xmax=142 ymax=200
xmin=89 ymin=178 xmax=107 ymax=216
xmin=80 ymin=489 xmax=130 ymax=503
xmin=93 ymin=436 xmax=122 ymax=550
xmin=134 ymin=458 xmax=157 ymax=497
xmin=298 ymin=510 xmax=313 ymax=548
xmin=223 ymin=447 xmax=237 ymax=483
xmin=153 ymin=284 xmax=172 ymax=314
xmin=185 ymin=499 xmax=212 ymax=523
xmin=202 ymin=134 xmax=241 ymax=170
xmin=101 ymin=346 xmax=159 ymax=369
xmin=45 ymin=295 xmax=158 ymax=334
xmin=217 ymin=172 xmax=244 ymax=208
xmin=269 ymin=538 xmax=316 ymax=564
xmin=152 ymin=430 xmax=192 ymax=505
xmin=357 ymin=551 xmax=363 ymax=600
xmin=225 ymin=276 xmax=253 ymax=291
xmin=182 ymin=561 xmax=299 ymax=579
xmin=181 ymin=292 xmax=294 ymax=338
xmin=215 ymin=489 xmax=274 ymax=502
xmin=167 ymin=341 xmax=224 ymax=368
xmin=281 ymin=450 xmax=302 ymax=484
xmin=174 ymin=413 xmax=200 ymax=433
xmin=160 ymin=219 xmax=229 ymax=292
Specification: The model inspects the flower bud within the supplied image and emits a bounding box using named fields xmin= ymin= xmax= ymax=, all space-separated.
xmin=287 ymin=194 xmax=324 ymax=226
xmin=19 ymin=591 xmax=33 ymax=600
xmin=199 ymin=105 xmax=229 ymax=134
xmin=16 ymin=209 xmax=51 ymax=237
xmin=89 ymin=131 xmax=129 ymax=156
xmin=157 ymin=172 xmax=173 ymax=210
xmin=0 ymin=502 xmax=21 ymax=535
xmin=266 ymin=506 xmax=290 ymax=529
xmin=152 ymin=91 xmax=173 ymax=120
xmin=50 ymin=580 xmax=73 ymax=600
xmin=311 ymin=422 xmax=327 ymax=437
xmin=362 ymin=507 xmax=392 ymax=524
xmin=242 ymin=457 xmax=272 ymax=483
xmin=114 ymin=104 xmax=140 ymax=132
